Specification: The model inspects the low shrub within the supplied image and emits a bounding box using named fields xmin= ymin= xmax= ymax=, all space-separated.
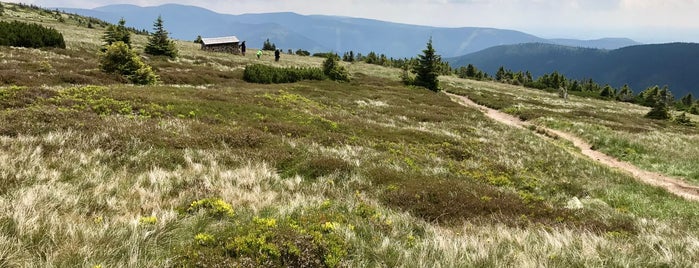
xmin=187 ymin=197 xmax=235 ymax=218
xmin=0 ymin=20 xmax=65 ymax=49
xmin=99 ymin=41 xmax=158 ymax=85
xmin=322 ymin=56 xmax=350 ymax=82
xmin=243 ymin=64 xmax=325 ymax=84
xmin=178 ymin=215 xmax=350 ymax=267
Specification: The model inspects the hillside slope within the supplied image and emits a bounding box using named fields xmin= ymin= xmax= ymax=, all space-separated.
xmin=58 ymin=3 xmax=640 ymax=58
xmin=447 ymin=42 xmax=699 ymax=97
xmin=1 ymin=3 xmax=699 ymax=267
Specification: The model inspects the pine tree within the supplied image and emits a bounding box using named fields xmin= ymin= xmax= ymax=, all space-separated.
xmin=616 ymin=84 xmax=634 ymax=102
xmin=681 ymin=93 xmax=694 ymax=107
xmin=412 ymin=38 xmax=440 ymax=92
xmin=144 ymin=16 xmax=177 ymax=58
xmin=102 ymin=18 xmax=131 ymax=48
xmin=465 ymin=64 xmax=476 ymax=78
xmin=600 ymin=85 xmax=615 ymax=98
xmin=645 ymin=86 xmax=672 ymax=120
xmin=495 ymin=66 xmax=506 ymax=81
xmin=262 ymin=39 xmax=276 ymax=51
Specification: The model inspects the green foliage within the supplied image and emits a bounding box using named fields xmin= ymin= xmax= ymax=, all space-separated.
xmin=322 ymin=55 xmax=350 ymax=82
xmin=49 ymin=86 xmax=169 ymax=117
xmin=262 ymin=38 xmax=276 ymax=51
xmin=187 ymin=197 xmax=235 ymax=218
xmin=644 ymin=86 xmax=673 ymax=120
xmin=689 ymin=103 xmax=699 ymax=115
xmin=456 ymin=64 xmax=486 ymax=80
xmin=101 ymin=18 xmax=131 ymax=48
xmin=144 ymin=16 xmax=177 ymax=58
xmin=673 ymin=112 xmax=695 ymax=126
xmin=295 ymin=49 xmax=310 ymax=56
xmin=0 ymin=20 xmax=65 ymax=48
xmin=412 ymin=38 xmax=440 ymax=91
xmin=99 ymin=41 xmax=158 ymax=85
xmin=400 ymin=66 xmax=415 ymax=86
xmin=179 ymin=214 xmax=350 ymax=267
xmin=616 ymin=84 xmax=634 ymax=102
xmin=342 ymin=51 xmax=354 ymax=62
xmin=243 ymin=64 xmax=325 ymax=84
xmin=599 ymin=84 xmax=615 ymax=99
xmin=194 ymin=35 xmax=203 ymax=44
xmin=312 ymin=52 xmax=336 ymax=58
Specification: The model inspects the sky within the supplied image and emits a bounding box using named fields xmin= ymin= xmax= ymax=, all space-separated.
xmin=6 ymin=0 xmax=699 ymax=43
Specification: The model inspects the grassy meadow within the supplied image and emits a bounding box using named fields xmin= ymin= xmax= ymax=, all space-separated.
xmin=1 ymin=3 xmax=699 ymax=267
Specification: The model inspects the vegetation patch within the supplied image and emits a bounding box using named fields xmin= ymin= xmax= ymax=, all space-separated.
xmin=178 ymin=208 xmax=351 ymax=267
xmin=0 ymin=20 xmax=65 ymax=48
xmin=243 ymin=64 xmax=325 ymax=84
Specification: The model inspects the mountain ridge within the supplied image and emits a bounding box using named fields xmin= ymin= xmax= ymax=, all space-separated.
xmin=446 ymin=42 xmax=699 ymax=97
xmin=57 ymin=3 xmax=640 ymax=58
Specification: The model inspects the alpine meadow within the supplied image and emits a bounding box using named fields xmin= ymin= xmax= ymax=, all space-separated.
xmin=1 ymin=2 xmax=699 ymax=267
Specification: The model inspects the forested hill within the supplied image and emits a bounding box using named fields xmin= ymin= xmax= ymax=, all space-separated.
xmin=447 ymin=42 xmax=699 ymax=97
xmin=58 ymin=3 xmax=640 ymax=58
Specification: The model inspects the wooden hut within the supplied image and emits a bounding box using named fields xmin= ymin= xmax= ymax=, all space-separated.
xmin=200 ymin=36 xmax=240 ymax=54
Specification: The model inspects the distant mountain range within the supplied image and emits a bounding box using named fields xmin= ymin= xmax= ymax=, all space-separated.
xmin=58 ymin=4 xmax=640 ymax=58
xmin=446 ymin=42 xmax=699 ymax=97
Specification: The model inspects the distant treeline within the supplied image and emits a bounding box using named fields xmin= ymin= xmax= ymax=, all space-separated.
xmin=0 ymin=21 xmax=65 ymax=49
xmin=489 ymin=66 xmax=699 ymax=114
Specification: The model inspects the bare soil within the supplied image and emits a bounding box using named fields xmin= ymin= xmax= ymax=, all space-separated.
xmin=448 ymin=93 xmax=699 ymax=201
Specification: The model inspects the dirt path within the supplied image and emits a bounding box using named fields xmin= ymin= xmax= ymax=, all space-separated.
xmin=447 ymin=93 xmax=699 ymax=202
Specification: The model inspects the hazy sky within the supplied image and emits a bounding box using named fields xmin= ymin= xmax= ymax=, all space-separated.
xmin=7 ymin=0 xmax=699 ymax=43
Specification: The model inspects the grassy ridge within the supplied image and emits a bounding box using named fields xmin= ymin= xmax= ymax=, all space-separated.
xmin=1 ymin=3 xmax=699 ymax=266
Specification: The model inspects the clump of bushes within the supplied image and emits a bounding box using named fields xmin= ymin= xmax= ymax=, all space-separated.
xmin=295 ymin=49 xmax=310 ymax=56
xmin=0 ymin=20 xmax=65 ymax=48
xmin=243 ymin=64 xmax=324 ymax=84
xmin=187 ymin=197 xmax=235 ymax=218
xmin=99 ymin=41 xmax=158 ymax=85
xmin=322 ymin=55 xmax=350 ymax=82
xmin=673 ymin=112 xmax=695 ymax=126
xmin=178 ymin=209 xmax=351 ymax=267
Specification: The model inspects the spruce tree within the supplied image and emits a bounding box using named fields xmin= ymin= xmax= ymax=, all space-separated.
xmin=413 ymin=37 xmax=440 ymax=92
xmin=144 ymin=15 xmax=177 ymax=58
xmin=616 ymin=84 xmax=634 ymax=102
xmin=262 ymin=39 xmax=276 ymax=51
xmin=681 ymin=93 xmax=694 ymax=107
xmin=102 ymin=18 xmax=131 ymax=48
xmin=495 ymin=66 xmax=506 ymax=81
xmin=645 ymin=86 xmax=672 ymax=120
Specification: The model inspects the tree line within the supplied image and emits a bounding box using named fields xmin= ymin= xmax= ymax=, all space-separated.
xmin=487 ymin=65 xmax=698 ymax=121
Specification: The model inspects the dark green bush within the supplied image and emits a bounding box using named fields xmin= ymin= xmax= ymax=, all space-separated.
xmin=673 ymin=112 xmax=695 ymax=126
xmin=0 ymin=20 xmax=65 ymax=48
xmin=295 ymin=49 xmax=310 ymax=56
xmin=243 ymin=64 xmax=325 ymax=84
xmin=322 ymin=56 xmax=350 ymax=82
xmin=99 ymin=41 xmax=158 ymax=85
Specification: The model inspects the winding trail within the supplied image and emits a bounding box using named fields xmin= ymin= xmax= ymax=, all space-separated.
xmin=447 ymin=93 xmax=699 ymax=202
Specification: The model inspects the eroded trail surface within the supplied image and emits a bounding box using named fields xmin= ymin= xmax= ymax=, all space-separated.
xmin=448 ymin=93 xmax=699 ymax=201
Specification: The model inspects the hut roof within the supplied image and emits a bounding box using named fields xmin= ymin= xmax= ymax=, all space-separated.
xmin=201 ymin=36 xmax=240 ymax=45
